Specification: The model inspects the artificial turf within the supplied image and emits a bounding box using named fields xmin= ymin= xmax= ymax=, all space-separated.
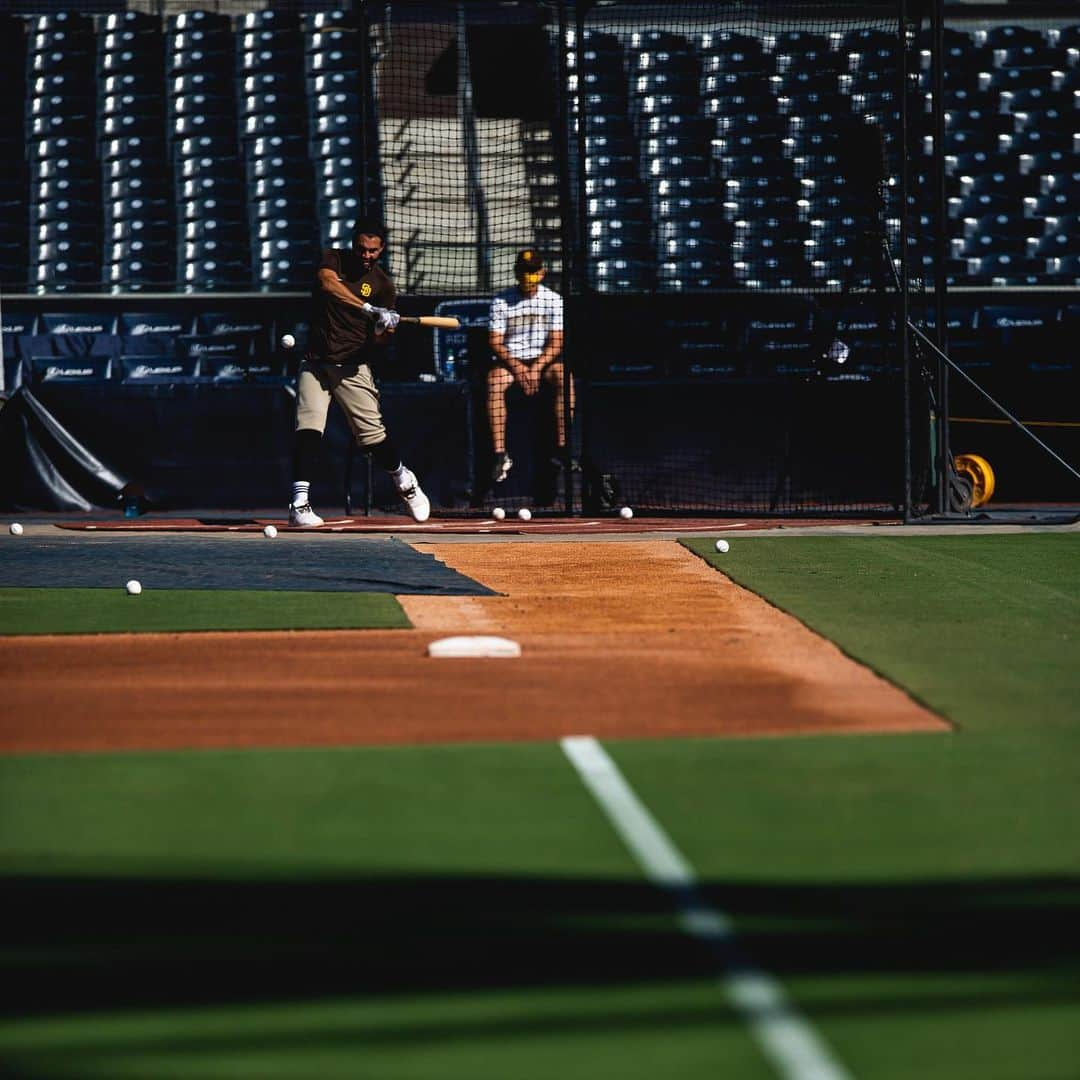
xmin=0 ymin=587 xmax=409 ymax=635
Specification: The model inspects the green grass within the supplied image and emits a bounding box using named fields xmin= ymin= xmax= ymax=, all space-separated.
xmin=683 ymin=534 xmax=1080 ymax=732
xmin=0 ymin=588 xmax=409 ymax=635
xmin=1 ymin=534 xmax=1078 ymax=1078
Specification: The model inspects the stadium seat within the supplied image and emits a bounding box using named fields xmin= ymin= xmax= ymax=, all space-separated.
xmin=981 ymin=25 xmax=1045 ymax=50
xmin=589 ymin=258 xmax=650 ymax=291
xmin=117 ymin=312 xmax=191 ymax=354
xmin=1046 ymin=254 xmax=1080 ymax=283
xmin=967 ymin=253 xmax=1046 ymax=284
xmin=1029 ymin=233 xmax=1079 ymax=258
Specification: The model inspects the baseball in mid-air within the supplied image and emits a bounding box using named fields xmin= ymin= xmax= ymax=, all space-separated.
xmin=619 ymin=506 xmax=633 ymax=519
xmin=715 ymin=539 xmax=730 ymax=554
xmin=263 ymin=524 xmax=278 ymax=538
xmin=280 ymin=333 xmax=296 ymax=349
xmin=517 ymin=507 xmax=532 ymax=521
xmin=126 ymin=579 xmax=142 ymax=595
xmin=492 ymin=507 xmax=506 ymax=521
xmin=9 ymin=522 xmax=23 ymax=536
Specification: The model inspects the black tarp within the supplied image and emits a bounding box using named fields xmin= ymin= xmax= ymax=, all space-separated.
xmin=0 ymin=382 xmax=473 ymax=512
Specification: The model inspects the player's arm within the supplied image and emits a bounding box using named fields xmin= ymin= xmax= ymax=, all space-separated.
xmin=535 ymin=329 xmax=564 ymax=372
xmin=490 ymin=328 xmax=540 ymax=394
xmin=317 ymin=268 xmax=369 ymax=311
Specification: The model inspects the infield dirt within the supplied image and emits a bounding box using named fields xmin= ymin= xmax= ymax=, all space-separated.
xmin=0 ymin=540 xmax=946 ymax=753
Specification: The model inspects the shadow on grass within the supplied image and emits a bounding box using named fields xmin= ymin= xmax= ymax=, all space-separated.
xmin=4 ymin=872 xmax=1079 ymax=1023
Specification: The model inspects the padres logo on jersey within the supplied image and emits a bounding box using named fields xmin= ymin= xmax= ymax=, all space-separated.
xmin=360 ymin=282 xmax=373 ymax=297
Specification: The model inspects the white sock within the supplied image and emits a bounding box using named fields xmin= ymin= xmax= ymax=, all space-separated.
xmin=291 ymin=481 xmax=310 ymax=507
xmin=388 ymin=463 xmax=408 ymax=483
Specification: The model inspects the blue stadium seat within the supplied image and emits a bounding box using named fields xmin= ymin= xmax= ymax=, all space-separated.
xmin=306 ymin=47 xmax=361 ymax=76
xmin=310 ymin=113 xmax=361 ymax=139
xmin=256 ymin=219 xmax=316 ymax=245
xmin=984 ymin=67 xmax=1061 ymax=96
xmin=1029 ymin=233 xmax=1079 ymax=259
xmin=117 ymin=313 xmax=190 ymax=354
xmin=631 ymin=29 xmax=692 ymax=54
xmin=1046 ymin=254 xmax=1080 ymax=283
xmin=252 ymin=179 xmax=312 ymax=206
xmin=967 ymin=253 xmax=1045 ymax=284
xmin=1013 ymin=128 xmax=1076 ymax=156
xmin=576 ymin=68 xmax=628 ymax=98
xmin=981 ymin=25 xmax=1045 ymax=50
xmin=105 ymin=260 xmax=174 ymax=290
xmin=657 ymin=259 xmax=730 ymax=292
xmin=588 ymin=258 xmax=650 ymax=291
xmin=961 ymin=211 xmax=1034 ymax=239
xmin=632 ymin=69 xmax=698 ymax=99
xmin=239 ymin=45 xmax=305 ymax=80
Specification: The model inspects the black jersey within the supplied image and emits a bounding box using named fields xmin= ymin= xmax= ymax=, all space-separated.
xmin=308 ymin=248 xmax=397 ymax=365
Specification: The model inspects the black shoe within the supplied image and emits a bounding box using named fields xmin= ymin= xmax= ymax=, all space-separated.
xmin=492 ymin=452 xmax=513 ymax=483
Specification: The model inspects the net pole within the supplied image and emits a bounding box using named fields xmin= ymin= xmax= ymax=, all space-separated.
xmin=554 ymin=0 xmax=576 ymax=515
xmin=900 ymin=0 xmax=913 ymax=520
xmin=356 ymin=0 xmax=373 ymax=217
xmin=573 ymin=0 xmax=592 ymax=511
xmin=930 ymin=0 xmax=951 ymax=515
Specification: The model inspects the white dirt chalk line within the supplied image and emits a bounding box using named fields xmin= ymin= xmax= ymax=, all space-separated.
xmin=561 ymin=736 xmax=853 ymax=1080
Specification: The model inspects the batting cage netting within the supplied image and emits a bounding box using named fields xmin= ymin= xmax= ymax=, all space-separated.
xmin=4 ymin=0 xmax=941 ymax=516
xmin=368 ymin=0 xmax=933 ymax=514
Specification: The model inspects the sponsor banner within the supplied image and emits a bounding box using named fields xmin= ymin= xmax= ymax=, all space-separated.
xmin=33 ymin=355 xmax=112 ymax=382
xmin=40 ymin=313 xmax=118 ymax=335
xmin=202 ymin=355 xmax=286 ymax=381
xmin=118 ymin=312 xmax=193 ymax=338
xmin=176 ymin=334 xmax=253 ymax=360
xmin=121 ymin=355 xmax=200 ymax=382
xmin=196 ymin=312 xmax=270 ymax=338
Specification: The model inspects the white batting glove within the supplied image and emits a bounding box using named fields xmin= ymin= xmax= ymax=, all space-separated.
xmin=376 ymin=309 xmax=400 ymax=333
xmin=362 ymin=302 xmax=400 ymax=333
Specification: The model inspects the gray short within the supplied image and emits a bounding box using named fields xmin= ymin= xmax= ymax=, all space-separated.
xmin=295 ymin=357 xmax=387 ymax=447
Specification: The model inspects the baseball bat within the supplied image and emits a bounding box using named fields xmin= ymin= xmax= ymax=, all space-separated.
xmin=398 ymin=315 xmax=461 ymax=329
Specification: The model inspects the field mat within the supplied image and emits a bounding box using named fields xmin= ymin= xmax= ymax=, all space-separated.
xmin=0 ymin=535 xmax=494 ymax=595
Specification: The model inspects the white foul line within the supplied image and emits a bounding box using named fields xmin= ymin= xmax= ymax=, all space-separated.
xmin=561 ymin=736 xmax=853 ymax=1080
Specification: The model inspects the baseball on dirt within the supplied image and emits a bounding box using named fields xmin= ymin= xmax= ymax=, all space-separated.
xmin=280 ymin=333 xmax=296 ymax=349
xmin=9 ymin=522 xmax=23 ymax=536
xmin=619 ymin=506 xmax=633 ymax=519
xmin=126 ymin=579 xmax=142 ymax=595
xmin=263 ymin=524 xmax=278 ymax=538
xmin=492 ymin=507 xmax=506 ymax=520
xmin=715 ymin=539 xmax=730 ymax=553
xmin=517 ymin=507 xmax=532 ymax=521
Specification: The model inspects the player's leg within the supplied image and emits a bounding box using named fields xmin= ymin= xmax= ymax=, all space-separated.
xmin=335 ymin=363 xmax=430 ymax=522
xmin=487 ymin=365 xmax=514 ymax=482
xmin=289 ymin=361 xmax=334 ymax=526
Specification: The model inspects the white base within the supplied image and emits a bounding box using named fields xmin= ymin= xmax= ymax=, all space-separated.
xmin=427 ymin=635 xmax=522 ymax=659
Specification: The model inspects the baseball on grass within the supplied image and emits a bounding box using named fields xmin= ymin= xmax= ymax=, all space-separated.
xmin=492 ymin=507 xmax=506 ymax=520
xmin=715 ymin=539 xmax=730 ymax=553
xmin=619 ymin=506 xmax=633 ymax=519
xmin=126 ymin=579 xmax=142 ymax=595
xmin=517 ymin=507 xmax=532 ymax=521
xmin=263 ymin=524 xmax=278 ymax=538
xmin=9 ymin=522 xmax=23 ymax=536
xmin=280 ymin=333 xmax=296 ymax=349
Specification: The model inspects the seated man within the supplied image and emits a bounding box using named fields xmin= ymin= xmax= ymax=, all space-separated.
xmin=487 ymin=248 xmax=572 ymax=485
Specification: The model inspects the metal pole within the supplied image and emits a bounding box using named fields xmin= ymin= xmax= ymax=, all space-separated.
xmin=457 ymin=3 xmax=491 ymax=292
xmin=931 ymin=0 xmax=950 ymax=515
xmin=356 ymin=0 xmax=371 ymax=215
xmin=899 ymin=0 xmax=913 ymax=521
xmin=554 ymin=0 xmax=576 ymax=513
